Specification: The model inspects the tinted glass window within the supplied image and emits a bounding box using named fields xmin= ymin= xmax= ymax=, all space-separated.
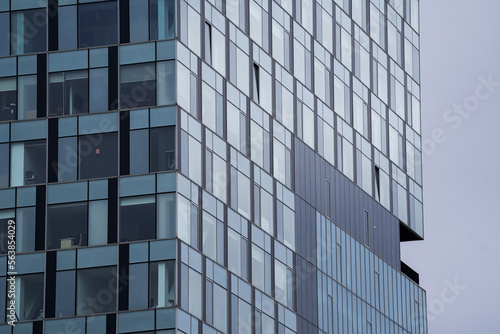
xmin=79 ymin=1 xmax=118 ymax=48
xmin=0 ymin=144 xmax=8 ymax=188
xmin=47 ymin=202 xmax=88 ymax=250
xmin=49 ymin=71 xmax=89 ymax=116
xmin=79 ymin=133 xmax=118 ymax=179
xmin=0 ymin=77 xmax=16 ymax=121
xmin=120 ymin=63 xmax=156 ymax=109
xmin=120 ymin=196 xmax=156 ymax=242
xmin=11 ymin=9 xmax=47 ymax=55
xmin=150 ymin=126 xmax=175 ymax=172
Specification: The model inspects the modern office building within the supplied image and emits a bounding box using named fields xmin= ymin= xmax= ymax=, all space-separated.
xmin=0 ymin=0 xmax=426 ymax=333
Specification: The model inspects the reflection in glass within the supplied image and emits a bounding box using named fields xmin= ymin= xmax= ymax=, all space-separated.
xmin=150 ymin=261 xmax=175 ymax=307
xmin=11 ymin=9 xmax=46 ymax=55
xmin=120 ymin=63 xmax=156 ymax=109
xmin=17 ymin=75 xmax=37 ymax=120
xmin=150 ymin=0 xmax=176 ymax=40
xmin=14 ymin=274 xmax=44 ymax=320
xmin=76 ymin=266 xmax=116 ymax=315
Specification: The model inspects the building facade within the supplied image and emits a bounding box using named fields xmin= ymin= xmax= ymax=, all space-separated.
xmin=0 ymin=0 xmax=426 ymax=333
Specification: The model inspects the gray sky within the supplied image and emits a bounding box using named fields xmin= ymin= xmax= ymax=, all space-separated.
xmin=401 ymin=1 xmax=500 ymax=333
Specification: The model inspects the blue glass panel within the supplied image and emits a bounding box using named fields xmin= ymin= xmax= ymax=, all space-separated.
xmin=0 ymin=58 xmax=16 ymax=78
xmin=49 ymin=50 xmax=88 ymax=72
xmin=129 ymin=0 xmax=149 ymax=43
xmin=118 ymin=310 xmax=155 ymax=333
xmin=86 ymin=315 xmax=106 ymax=333
xmin=157 ymin=172 xmax=176 ymax=193
xmin=0 ymin=13 xmax=8 ymax=58
xmin=0 ymin=1 xmax=8 ymax=11
xmin=119 ymin=175 xmax=156 ymax=197
xmin=58 ymin=5 xmax=77 ymax=50
xmin=45 ymin=317 xmax=85 ymax=333
xmin=12 ymin=322 xmax=32 ymax=334
xmin=90 ymin=48 xmax=108 ymax=68
xmin=150 ymin=239 xmax=175 ymax=261
xmin=0 ymin=257 xmax=5 ymax=276
xmin=0 ymin=124 xmax=8 ymax=142
xmin=77 ymin=245 xmax=117 ymax=268
xmin=156 ymin=308 xmax=175 ymax=329
xmin=48 ymin=182 xmax=88 ymax=204
xmin=150 ymin=106 xmax=175 ymax=127
xmin=157 ymin=40 xmax=175 ymax=60
xmin=58 ymin=117 xmax=78 ymax=137
xmin=57 ymin=249 xmax=76 ymax=270
xmin=11 ymin=0 xmax=46 ymax=10
xmin=10 ymin=120 xmax=47 ymax=141
xmin=0 ymin=189 xmax=15 ymax=209
xmin=79 ymin=112 xmax=118 ymax=135
xmin=16 ymin=253 xmax=45 ymax=274
xmin=58 ymin=0 xmax=77 ymax=4
xmin=16 ymin=187 xmax=36 ymax=207
xmin=129 ymin=242 xmax=148 ymax=263
xmin=18 ymin=55 xmax=37 ymax=75
xmin=120 ymin=43 xmax=156 ymax=65
xmin=130 ymin=109 xmax=149 ymax=129
xmin=89 ymin=180 xmax=108 ymax=200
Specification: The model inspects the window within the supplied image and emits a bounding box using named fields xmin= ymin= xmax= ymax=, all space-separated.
xmin=79 ymin=1 xmax=118 ymax=48
xmin=56 ymin=270 xmax=75 ymax=317
xmin=0 ymin=144 xmax=8 ymax=188
xmin=0 ymin=78 xmax=16 ymax=121
xmin=120 ymin=63 xmax=156 ymax=109
xmin=149 ymin=261 xmax=176 ymax=307
xmin=16 ymin=207 xmax=36 ymax=253
xmin=11 ymin=9 xmax=47 ymax=55
xmin=18 ymin=75 xmax=37 ymax=120
xmin=78 ymin=133 xmax=118 ymax=180
xmin=10 ymin=140 xmax=46 ymax=187
xmin=13 ymin=274 xmax=44 ymax=320
xmin=76 ymin=266 xmax=117 ymax=315
xmin=0 ymin=215 xmax=14 ymax=254
xmin=156 ymin=61 xmax=175 ymax=106
xmin=47 ymin=202 xmax=88 ymax=250
xmin=150 ymin=0 xmax=176 ymax=40
xmin=150 ymin=126 xmax=176 ymax=172
xmin=120 ymin=196 xmax=156 ymax=242
xmin=49 ymin=71 xmax=89 ymax=116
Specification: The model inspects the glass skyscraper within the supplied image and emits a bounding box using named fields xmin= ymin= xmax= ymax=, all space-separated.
xmin=0 ymin=0 xmax=427 ymax=333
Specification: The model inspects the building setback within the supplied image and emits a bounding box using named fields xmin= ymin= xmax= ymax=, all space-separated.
xmin=0 ymin=0 xmax=427 ymax=333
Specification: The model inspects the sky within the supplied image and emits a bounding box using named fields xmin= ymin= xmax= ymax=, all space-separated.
xmin=400 ymin=1 xmax=500 ymax=333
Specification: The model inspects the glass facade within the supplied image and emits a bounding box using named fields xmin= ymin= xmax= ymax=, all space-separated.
xmin=0 ymin=0 xmax=426 ymax=333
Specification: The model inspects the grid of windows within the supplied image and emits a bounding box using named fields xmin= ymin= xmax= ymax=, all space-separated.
xmin=0 ymin=0 xmax=426 ymax=333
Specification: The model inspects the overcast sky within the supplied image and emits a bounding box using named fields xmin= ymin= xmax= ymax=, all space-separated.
xmin=400 ymin=1 xmax=500 ymax=333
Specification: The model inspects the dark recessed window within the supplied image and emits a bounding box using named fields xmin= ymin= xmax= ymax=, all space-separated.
xmin=11 ymin=9 xmax=47 ymax=55
xmin=14 ymin=274 xmax=44 ymax=320
xmin=47 ymin=202 xmax=88 ymax=250
xmin=78 ymin=133 xmax=118 ymax=180
xmin=150 ymin=126 xmax=175 ymax=172
xmin=120 ymin=196 xmax=156 ymax=242
xmin=76 ymin=266 xmax=117 ymax=315
xmin=79 ymin=1 xmax=118 ymax=48
xmin=120 ymin=63 xmax=156 ymax=109
xmin=49 ymin=71 xmax=89 ymax=116
xmin=10 ymin=140 xmax=46 ymax=186
xmin=0 ymin=77 xmax=16 ymax=121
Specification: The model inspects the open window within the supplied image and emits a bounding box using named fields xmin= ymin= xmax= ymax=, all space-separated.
xmin=10 ymin=140 xmax=46 ymax=187
xmin=47 ymin=202 xmax=88 ymax=250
